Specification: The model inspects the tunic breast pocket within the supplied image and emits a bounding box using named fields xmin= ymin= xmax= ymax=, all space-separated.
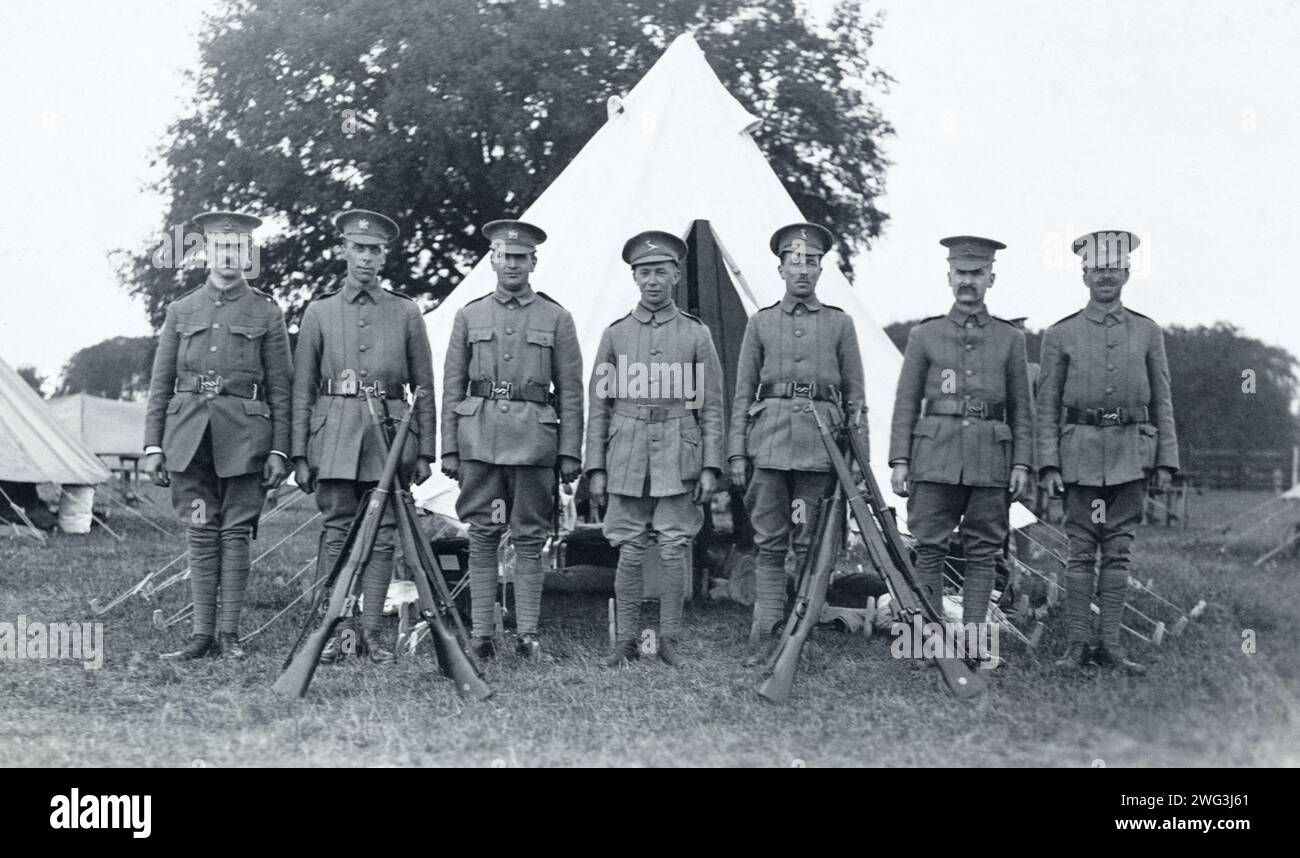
xmin=228 ymin=324 xmax=267 ymax=372
xmin=176 ymin=322 xmax=205 ymax=370
xmin=467 ymin=328 xmax=495 ymax=378
xmin=526 ymin=328 xmax=554 ymax=383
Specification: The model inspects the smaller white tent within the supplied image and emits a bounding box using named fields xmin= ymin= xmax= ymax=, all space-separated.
xmin=0 ymin=356 xmax=110 ymax=486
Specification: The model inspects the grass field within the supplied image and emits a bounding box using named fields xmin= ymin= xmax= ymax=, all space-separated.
xmin=1 ymin=485 xmax=1297 ymax=767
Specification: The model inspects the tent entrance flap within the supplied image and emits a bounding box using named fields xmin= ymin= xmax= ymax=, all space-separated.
xmin=678 ymin=220 xmax=751 ymax=425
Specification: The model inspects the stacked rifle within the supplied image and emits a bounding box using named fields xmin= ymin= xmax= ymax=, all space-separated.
xmin=272 ymin=388 xmax=491 ymax=701
xmin=757 ymin=409 xmax=989 ymax=703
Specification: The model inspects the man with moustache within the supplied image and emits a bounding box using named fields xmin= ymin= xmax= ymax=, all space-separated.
xmin=144 ymin=211 xmax=293 ymax=660
xmin=291 ymin=209 xmax=436 ymax=664
xmin=586 ymin=230 xmax=725 ymax=668
xmin=888 ymin=237 xmax=1034 ymax=665
xmin=1038 ymin=230 xmax=1177 ymax=675
xmin=441 ymin=220 xmax=583 ymax=661
xmin=727 ymin=222 xmax=867 ymax=666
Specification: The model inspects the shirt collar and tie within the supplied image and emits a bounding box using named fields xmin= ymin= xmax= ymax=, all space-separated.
xmin=947 ymin=303 xmax=990 ymax=328
xmin=780 ymin=293 xmax=823 ymax=314
xmin=632 ymin=301 xmax=680 ymax=325
xmin=1085 ymin=300 xmax=1126 ymax=325
xmin=493 ymin=284 xmax=537 ymax=307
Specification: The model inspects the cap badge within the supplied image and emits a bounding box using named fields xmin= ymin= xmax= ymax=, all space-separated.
xmin=645 ymin=239 xmax=658 ymax=250
xmin=507 ymin=229 xmax=519 ymax=239
xmin=357 ymin=218 xmax=370 ymax=230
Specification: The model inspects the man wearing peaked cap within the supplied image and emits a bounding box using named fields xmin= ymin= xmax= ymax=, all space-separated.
xmin=331 ymin=209 xmax=401 ymax=245
xmin=767 ymin=221 xmax=834 ymax=258
xmin=442 ymin=218 xmax=583 ymax=661
xmin=621 ymin=229 xmax=688 ymax=266
xmin=144 ymin=210 xmax=293 ymax=661
xmin=484 ymin=218 xmax=548 ymax=254
xmin=1037 ymin=229 xmax=1176 ymax=675
xmin=1071 ymin=229 xmax=1139 ymax=270
xmin=585 ymin=229 xmax=725 ymax=668
xmin=728 ymin=221 xmax=867 ymax=666
xmin=888 ymin=236 xmax=1034 ymax=667
xmin=291 ymin=208 xmax=436 ymax=665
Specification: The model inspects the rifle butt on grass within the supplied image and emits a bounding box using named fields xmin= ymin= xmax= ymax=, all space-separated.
xmin=813 ymin=408 xmax=988 ymax=700
xmin=270 ymin=397 xmax=413 ymax=698
xmin=757 ymin=488 xmax=845 ymax=703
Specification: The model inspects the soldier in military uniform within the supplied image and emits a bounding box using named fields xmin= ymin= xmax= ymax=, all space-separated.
xmin=728 ymin=222 xmax=867 ymax=666
xmin=888 ymin=237 xmax=1033 ymax=660
xmin=291 ymin=210 xmax=436 ymax=664
xmin=441 ymin=220 xmax=583 ymax=660
xmin=1038 ymin=230 xmax=1178 ymax=674
xmin=144 ymin=211 xmax=293 ymax=660
xmin=586 ymin=230 xmax=725 ymax=668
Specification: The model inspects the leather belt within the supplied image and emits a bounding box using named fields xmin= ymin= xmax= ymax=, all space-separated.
xmin=175 ymin=376 xmax=262 ymax=400
xmin=466 ymin=379 xmax=552 ymax=404
xmin=1064 ymin=406 xmax=1150 ymax=427
xmin=755 ymin=381 xmax=841 ymax=403
xmin=921 ymin=398 xmax=1005 ymax=421
xmin=317 ymin=378 xmax=405 ymax=399
xmin=612 ymin=401 xmax=692 ymax=422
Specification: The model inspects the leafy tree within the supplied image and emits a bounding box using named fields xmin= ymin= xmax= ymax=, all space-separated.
xmin=1164 ymin=323 xmax=1299 ymax=456
xmin=57 ymin=337 xmax=158 ymax=401
xmin=120 ymin=0 xmax=893 ymax=330
xmin=16 ymin=366 xmax=47 ymax=397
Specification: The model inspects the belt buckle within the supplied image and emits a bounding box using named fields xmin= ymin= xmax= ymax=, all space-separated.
xmin=1099 ymin=410 xmax=1121 ymax=427
xmin=491 ymin=381 xmax=513 ymax=400
xmin=964 ymin=400 xmax=987 ymax=419
xmin=791 ymin=381 xmax=815 ymax=399
xmin=359 ymin=382 xmax=382 ymax=399
xmin=644 ymin=405 xmax=667 ymax=422
xmin=199 ymin=376 xmax=222 ymax=395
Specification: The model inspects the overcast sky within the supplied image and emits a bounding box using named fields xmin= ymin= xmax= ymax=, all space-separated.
xmin=2 ymin=0 xmax=1297 ymax=382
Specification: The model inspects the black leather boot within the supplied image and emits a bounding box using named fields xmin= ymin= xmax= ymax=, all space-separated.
xmin=515 ymin=632 xmax=542 ymax=659
xmin=602 ymin=639 xmax=639 ymax=668
xmin=657 ymin=637 xmax=685 ymax=668
xmin=1054 ymin=641 xmax=1090 ymax=669
xmin=160 ymin=634 xmax=216 ymax=661
xmin=361 ymin=629 xmax=394 ymax=665
xmin=470 ymin=635 xmax=496 ymax=661
xmin=216 ymin=632 xmax=246 ymax=661
xmin=1091 ymin=644 xmax=1146 ymax=675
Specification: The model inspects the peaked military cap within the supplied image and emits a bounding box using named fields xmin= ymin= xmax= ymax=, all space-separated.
xmin=331 ymin=209 xmax=400 ymax=245
xmin=939 ymin=235 xmax=1006 ymax=270
xmin=769 ymin=222 xmax=834 ymax=258
xmin=622 ymin=230 xmax=688 ymax=266
xmin=190 ymin=210 xmax=261 ymax=235
xmin=483 ymin=219 xmax=547 ymax=254
xmin=1072 ymin=229 xmax=1139 ymax=269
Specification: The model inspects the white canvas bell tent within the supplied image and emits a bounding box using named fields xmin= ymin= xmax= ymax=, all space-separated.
xmin=415 ymin=34 xmax=1033 ymax=530
xmin=0 ymin=354 xmax=110 ymax=534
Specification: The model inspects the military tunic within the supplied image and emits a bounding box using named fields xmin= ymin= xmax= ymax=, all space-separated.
xmin=1036 ymin=300 xmax=1179 ymax=649
xmin=585 ymin=302 xmax=725 ymax=500
xmin=291 ymin=279 xmax=436 ymax=478
xmin=144 ymin=278 xmax=293 ymax=639
xmin=726 ymin=293 xmax=867 ymax=631
xmin=290 ymin=277 xmax=437 ymax=635
xmin=887 ymin=304 xmax=1034 ymax=623
xmin=584 ymin=300 xmax=725 ymax=643
xmin=440 ymin=284 xmax=584 ymax=639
